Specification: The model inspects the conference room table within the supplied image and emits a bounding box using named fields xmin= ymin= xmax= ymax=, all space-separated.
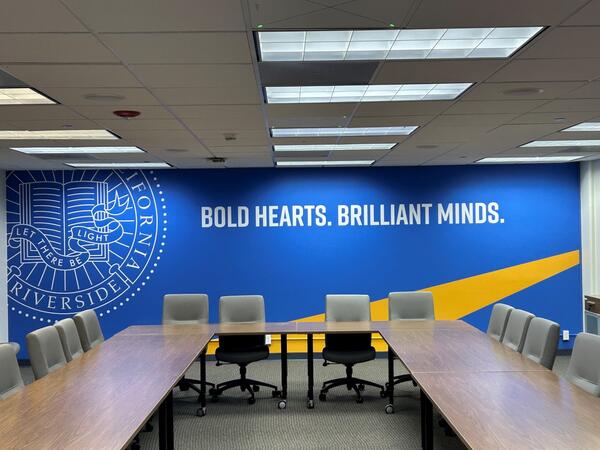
xmin=2 ymin=320 xmax=600 ymax=450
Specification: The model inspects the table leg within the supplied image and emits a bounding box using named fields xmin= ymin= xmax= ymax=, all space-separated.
xmin=387 ymin=347 xmax=394 ymax=406
xmin=307 ymin=333 xmax=314 ymax=408
xmin=420 ymin=388 xmax=433 ymax=450
xmin=281 ymin=334 xmax=288 ymax=401
xmin=158 ymin=391 xmax=174 ymax=450
xmin=196 ymin=349 xmax=207 ymax=417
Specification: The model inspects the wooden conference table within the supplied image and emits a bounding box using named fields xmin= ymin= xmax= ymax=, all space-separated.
xmin=1 ymin=320 xmax=599 ymax=450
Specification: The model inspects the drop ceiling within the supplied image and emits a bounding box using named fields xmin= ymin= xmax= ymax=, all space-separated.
xmin=0 ymin=0 xmax=600 ymax=169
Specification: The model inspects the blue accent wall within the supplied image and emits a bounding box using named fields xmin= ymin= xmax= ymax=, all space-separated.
xmin=6 ymin=164 xmax=582 ymax=355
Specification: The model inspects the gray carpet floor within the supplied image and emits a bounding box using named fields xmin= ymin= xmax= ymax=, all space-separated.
xmin=19 ymin=354 xmax=570 ymax=450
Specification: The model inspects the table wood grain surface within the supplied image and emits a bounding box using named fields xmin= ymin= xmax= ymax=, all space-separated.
xmin=0 ymin=333 xmax=212 ymax=450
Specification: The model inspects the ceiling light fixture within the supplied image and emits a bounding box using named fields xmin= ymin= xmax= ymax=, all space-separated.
xmin=265 ymin=83 xmax=472 ymax=104
xmin=561 ymin=122 xmax=600 ymax=132
xmin=0 ymin=129 xmax=118 ymax=140
xmin=276 ymin=160 xmax=375 ymax=167
xmin=12 ymin=146 xmax=144 ymax=155
xmin=271 ymin=126 xmax=417 ymax=137
xmin=477 ymin=156 xmax=584 ymax=163
xmin=521 ymin=140 xmax=600 ymax=147
xmin=0 ymin=88 xmax=56 ymax=105
xmin=65 ymin=162 xmax=171 ymax=169
xmin=257 ymin=27 xmax=543 ymax=61
xmin=274 ymin=143 xmax=395 ymax=152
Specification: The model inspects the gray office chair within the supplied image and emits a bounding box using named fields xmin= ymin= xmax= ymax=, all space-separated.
xmin=487 ymin=303 xmax=514 ymax=341
xmin=162 ymin=294 xmax=215 ymax=397
xmin=0 ymin=343 xmax=24 ymax=400
xmin=500 ymin=309 xmax=534 ymax=352
xmin=26 ymin=326 xmax=67 ymax=380
xmin=319 ymin=295 xmax=385 ymax=403
xmin=566 ymin=333 xmax=600 ymax=396
xmin=73 ymin=309 xmax=104 ymax=352
xmin=210 ymin=295 xmax=280 ymax=405
xmin=55 ymin=318 xmax=85 ymax=362
xmin=388 ymin=291 xmax=434 ymax=388
xmin=0 ymin=342 xmax=20 ymax=355
xmin=521 ymin=317 xmax=560 ymax=369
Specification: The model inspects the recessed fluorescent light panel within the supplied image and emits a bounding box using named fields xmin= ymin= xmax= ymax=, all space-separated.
xmin=271 ymin=126 xmax=417 ymax=137
xmin=0 ymin=129 xmax=118 ymax=140
xmin=0 ymin=88 xmax=56 ymax=105
xmin=274 ymin=143 xmax=395 ymax=152
xmin=561 ymin=123 xmax=600 ymax=132
xmin=478 ymin=156 xmax=584 ymax=164
xmin=265 ymin=83 xmax=471 ymax=104
xmin=257 ymin=27 xmax=543 ymax=61
xmin=276 ymin=160 xmax=375 ymax=166
xmin=12 ymin=146 xmax=144 ymax=155
xmin=65 ymin=162 xmax=171 ymax=169
xmin=521 ymin=140 xmax=600 ymax=147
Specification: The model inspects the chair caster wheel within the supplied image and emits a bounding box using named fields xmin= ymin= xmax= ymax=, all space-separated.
xmin=385 ymin=404 xmax=394 ymax=414
xmin=358 ymin=383 xmax=365 ymax=391
xmin=277 ymin=400 xmax=287 ymax=409
xmin=380 ymin=389 xmax=388 ymax=398
xmin=208 ymin=388 xmax=217 ymax=396
xmin=307 ymin=399 xmax=314 ymax=409
xmin=248 ymin=397 xmax=256 ymax=405
xmin=272 ymin=390 xmax=281 ymax=398
xmin=196 ymin=407 xmax=206 ymax=417
xmin=356 ymin=397 xmax=364 ymax=404
xmin=253 ymin=385 xmax=260 ymax=392
xmin=319 ymin=392 xmax=326 ymax=401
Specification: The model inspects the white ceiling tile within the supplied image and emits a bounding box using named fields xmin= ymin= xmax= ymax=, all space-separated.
xmin=225 ymin=157 xmax=273 ymax=168
xmin=560 ymin=81 xmax=600 ymax=99
xmin=95 ymin=119 xmax=186 ymax=131
xmin=173 ymin=105 xmax=266 ymax=129
xmin=335 ymin=1 xmax=414 ymax=25
xmin=99 ymin=33 xmax=252 ymax=64
xmin=509 ymin=111 xmax=596 ymax=125
xmin=431 ymin=114 xmax=517 ymax=126
xmin=374 ymin=60 xmax=504 ymax=84
xmin=519 ymin=27 xmax=600 ymax=59
xmin=208 ymin=146 xmax=270 ymax=155
xmin=1 ymin=64 xmax=142 ymax=88
xmin=356 ymin=101 xmax=454 ymax=117
xmin=248 ymin=0 xmax=324 ymax=27
xmin=63 ymin=0 xmax=245 ymax=32
xmin=3 ymin=119 xmax=98 ymax=130
xmin=152 ymin=87 xmax=260 ymax=105
xmin=563 ymin=0 xmax=600 ymax=25
xmin=533 ymin=99 xmax=600 ymax=112
xmin=0 ymin=105 xmax=82 ymax=121
xmin=1 ymin=1 xmax=84 ymax=32
xmin=262 ymin=6 xmax=384 ymax=28
xmin=489 ymin=59 xmax=600 ymax=82
xmin=349 ymin=115 xmax=434 ymax=127
xmin=267 ymin=104 xmax=355 ymax=127
xmin=462 ymin=82 xmax=585 ymax=101
xmin=408 ymin=0 xmax=587 ymax=27
xmin=445 ymin=100 xmax=547 ymax=115
xmin=129 ymin=64 xmax=257 ymax=88
xmin=42 ymin=87 xmax=159 ymax=106
xmin=70 ymin=105 xmax=174 ymax=120
xmin=0 ymin=34 xmax=117 ymax=63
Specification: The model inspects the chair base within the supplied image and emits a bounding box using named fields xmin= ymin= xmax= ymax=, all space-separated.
xmin=387 ymin=373 xmax=418 ymax=389
xmin=319 ymin=365 xmax=385 ymax=403
xmin=178 ymin=376 xmax=215 ymax=402
xmin=209 ymin=365 xmax=279 ymax=404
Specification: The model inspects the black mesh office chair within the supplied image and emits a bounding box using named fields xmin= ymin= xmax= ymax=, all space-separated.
xmin=209 ymin=295 xmax=281 ymax=405
xmin=319 ymin=294 xmax=386 ymax=403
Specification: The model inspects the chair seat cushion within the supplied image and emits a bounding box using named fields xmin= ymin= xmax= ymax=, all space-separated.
xmin=215 ymin=345 xmax=269 ymax=364
xmin=323 ymin=346 xmax=376 ymax=364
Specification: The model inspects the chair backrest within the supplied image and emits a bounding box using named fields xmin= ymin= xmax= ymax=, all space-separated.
xmin=55 ymin=318 xmax=84 ymax=362
xmin=521 ymin=317 xmax=560 ymax=369
xmin=163 ymin=294 xmax=209 ymax=324
xmin=73 ymin=309 xmax=104 ymax=352
xmin=218 ymin=295 xmax=265 ymax=350
xmin=1 ymin=342 xmax=20 ymax=354
xmin=487 ymin=303 xmax=513 ymax=341
xmin=566 ymin=333 xmax=600 ymax=396
xmin=500 ymin=309 xmax=534 ymax=352
xmin=0 ymin=343 xmax=24 ymax=400
xmin=325 ymin=294 xmax=371 ymax=351
xmin=388 ymin=291 xmax=434 ymax=320
xmin=26 ymin=326 xmax=67 ymax=380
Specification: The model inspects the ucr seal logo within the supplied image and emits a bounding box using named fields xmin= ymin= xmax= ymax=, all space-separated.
xmin=6 ymin=170 xmax=165 ymax=322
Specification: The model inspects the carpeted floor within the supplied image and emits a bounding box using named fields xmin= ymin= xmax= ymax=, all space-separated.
xmin=20 ymin=354 xmax=569 ymax=450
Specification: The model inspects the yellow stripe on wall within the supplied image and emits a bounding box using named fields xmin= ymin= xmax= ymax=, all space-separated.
xmin=206 ymin=250 xmax=579 ymax=354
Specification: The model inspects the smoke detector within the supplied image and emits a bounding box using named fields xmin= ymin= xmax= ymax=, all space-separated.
xmin=223 ymin=133 xmax=237 ymax=141
xmin=208 ymin=157 xmax=227 ymax=163
xmin=502 ymin=87 xmax=544 ymax=96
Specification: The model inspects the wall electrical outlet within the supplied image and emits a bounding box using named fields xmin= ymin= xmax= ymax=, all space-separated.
xmin=562 ymin=330 xmax=570 ymax=341
xmin=265 ymin=334 xmax=272 ymax=345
